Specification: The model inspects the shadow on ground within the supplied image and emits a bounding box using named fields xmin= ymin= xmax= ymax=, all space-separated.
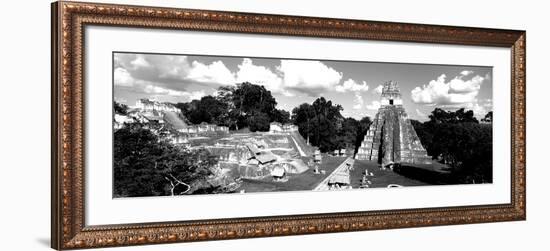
xmin=393 ymin=163 xmax=456 ymax=185
xmin=36 ymin=238 xmax=50 ymax=247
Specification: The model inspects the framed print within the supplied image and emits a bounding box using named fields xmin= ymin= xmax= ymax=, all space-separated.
xmin=51 ymin=1 xmax=526 ymax=250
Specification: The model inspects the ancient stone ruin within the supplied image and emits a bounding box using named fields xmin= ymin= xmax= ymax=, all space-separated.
xmin=356 ymin=81 xmax=432 ymax=166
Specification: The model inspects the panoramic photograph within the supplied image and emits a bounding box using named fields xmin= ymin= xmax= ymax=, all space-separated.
xmin=112 ymin=52 xmax=493 ymax=198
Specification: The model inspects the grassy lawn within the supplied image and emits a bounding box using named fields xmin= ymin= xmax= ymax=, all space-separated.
xmin=349 ymin=160 xmax=430 ymax=188
xmin=238 ymin=158 xmax=454 ymax=193
xmin=239 ymin=156 xmax=347 ymax=193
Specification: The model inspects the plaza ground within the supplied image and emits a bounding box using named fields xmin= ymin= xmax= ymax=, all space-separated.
xmin=237 ymin=156 xmax=454 ymax=193
xmin=239 ymin=156 xmax=347 ymax=193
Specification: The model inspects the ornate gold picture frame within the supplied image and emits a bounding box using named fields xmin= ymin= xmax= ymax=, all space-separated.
xmin=51 ymin=1 xmax=525 ymax=249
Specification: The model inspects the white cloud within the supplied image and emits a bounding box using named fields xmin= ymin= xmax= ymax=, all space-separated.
xmin=341 ymin=109 xmax=370 ymax=120
xmin=373 ymin=84 xmax=384 ymax=94
xmin=116 ymin=54 xmax=236 ymax=88
xmin=411 ymin=72 xmax=486 ymax=105
xmin=276 ymin=102 xmax=295 ymax=113
xmin=277 ymin=60 xmax=343 ymax=96
xmin=416 ymin=109 xmax=427 ymax=119
xmin=435 ymin=100 xmax=493 ymax=119
xmin=114 ymin=55 xmax=208 ymax=101
xmin=130 ymin=55 xmax=151 ymax=68
xmin=235 ymin=58 xmax=292 ymax=96
xmin=470 ymin=103 xmax=487 ymax=118
xmin=235 ymin=58 xmax=347 ymax=97
xmin=187 ymin=90 xmax=207 ymax=101
xmin=335 ymin=79 xmax=369 ymax=93
xmin=116 ymin=54 xmax=375 ymax=99
xmin=352 ymin=92 xmax=364 ymax=110
xmin=465 ymin=102 xmax=491 ymax=119
xmin=114 ymin=67 xmax=134 ymax=87
xmin=448 ymin=75 xmax=484 ymax=94
xmin=115 ymin=54 xmax=193 ymax=89
xmin=156 ymin=56 xmax=192 ymax=80
xmin=187 ymin=60 xmax=236 ymax=85
xmin=366 ymin=100 xmax=381 ymax=110
xmin=129 ymin=54 xmax=191 ymax=80
xmin=482 ymin=98 xmax=493 ymax=108
xmin=460 ymin=70 xmax=474 ymax=76
xmin=144 ymin=85 xmax=185 ymax=96
xmin=114 ymin=97 xmax=127 ymax=103
xmin=144 ymin=84 xmax=205 ymax=101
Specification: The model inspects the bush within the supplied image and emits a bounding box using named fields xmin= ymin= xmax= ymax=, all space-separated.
xmin=113 ymin=123 xmax=218 ymax=197
xmin=412 ymin=121 xmax=493 ymax=183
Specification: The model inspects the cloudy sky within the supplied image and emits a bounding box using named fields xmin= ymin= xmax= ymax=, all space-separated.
xmin=114 ymin=52 xmax=492 ymax=121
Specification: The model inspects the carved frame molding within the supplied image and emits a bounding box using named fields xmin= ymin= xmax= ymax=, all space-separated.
xmin=51 ymin=1 xmax=526 ymax=249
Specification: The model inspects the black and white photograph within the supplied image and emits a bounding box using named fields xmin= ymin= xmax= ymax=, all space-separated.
xmin=112 ymin=52 xmax=493 ymax=198
xmin=1 ymin=0 xmax=541 ymax=250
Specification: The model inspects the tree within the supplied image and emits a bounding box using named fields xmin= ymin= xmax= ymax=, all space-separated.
xmin=481 ymin=111 xmax=493 ymax=123
xmin=292 ymin=103 xmax=315 ymax=145
xmin=412 ymin=108 xmax=492 ymax=184
xmin=337 ymin=117 xmax=360 ymax=150
xmin=247 ymin=111 xmax=271 ymax=132
xmin=311 ymin=97 xmax=344 ymax=152
xmin=216 ymin=86 xmax=240 ymax=130
xmin=429 ymin=108 xmax=479 ymax=124
xmin=291 ymin=97 xmax=344 ymax=152
xmin=411 ymin=118 xmax=432 ymax=145
xmin=233 ymin=82 xmax=277 ymax=117
xmin=113 ymin=123 xmax=218 ymax=197
xmin=175 ymin=82 xmax=284 ymax=130
xmin=218 ymin=82 xmax=279 ymax=130
xmin=156 ymin=145 xmax=218 ymax=195
xmin=187 ymin=96 xmax=228 ymax=125
xmin=114 ymin=101 xmax=129 ymax=115
xmin=272 ymin=109 xmax=291 ymax=124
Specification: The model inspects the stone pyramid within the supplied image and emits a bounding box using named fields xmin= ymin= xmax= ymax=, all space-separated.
xmin=356 ymin=81 xmax=432 ymax=166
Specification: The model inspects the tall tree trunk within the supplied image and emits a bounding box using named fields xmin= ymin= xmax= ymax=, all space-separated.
xmin=307 ymin=118 xmax=310 ymax=145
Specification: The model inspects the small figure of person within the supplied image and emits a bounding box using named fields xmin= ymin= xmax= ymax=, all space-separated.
xmin=362 ymin=174 xmax=368 ymax=185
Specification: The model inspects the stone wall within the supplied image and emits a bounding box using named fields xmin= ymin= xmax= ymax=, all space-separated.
xmin=356 ymin=105 xmax=432 ymax=165
xmin=135 ymin=99 xmax=180 ymax=113
xmin=356 ymin=81 xmax=431 ymax=166
xmin=269 ymin=122 xmax=299 ymax=133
